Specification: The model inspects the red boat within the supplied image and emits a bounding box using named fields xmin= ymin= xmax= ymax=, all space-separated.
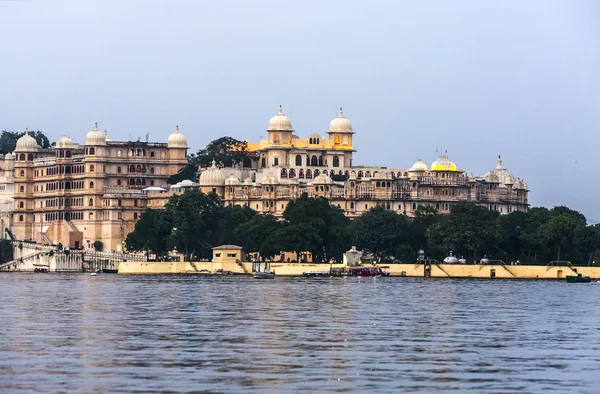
xmin=348 ymin=266 xmax=390 ymax=277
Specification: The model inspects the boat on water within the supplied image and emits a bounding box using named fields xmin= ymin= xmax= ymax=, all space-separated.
xmin=102 ymin=269 xmax=118 ymax=274
xmin=303 ymin=268 xmax=346 ymax=277
xmin=253 ymin=270 xmax=275 ymax=279
xmin=348 ymin=266 xmax=390 ymax=277
xmin=566 ymin=274 xmax=592 ymax=283
xmin=90 ymin=272 xmax=97 ymax=276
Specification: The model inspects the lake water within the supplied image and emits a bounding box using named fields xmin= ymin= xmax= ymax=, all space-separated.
xmin=1 ymin=274 xmax=599 ymax=393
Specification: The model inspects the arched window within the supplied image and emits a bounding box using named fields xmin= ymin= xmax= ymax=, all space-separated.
xmin=295 ymin=155 xmax=302 ymax=166
xmin=19 ymin=186 xmax=24 ymax=192
xmin=136 ymin=165 xmax=142 ymax=172
xmin=306 ymin=156 xmax=310 ymax=166
xmin=350 ymin=202 xmax=355 ymax=209
xmin=88 ymin=198 xmax=93 ymax=206
xmin=19 ymin=201 xmax=24 ymax=208
xmin=314 ymin=170 xmax=320 ymax=177
xmin=357 ymin=171 xmax=363 ymax=178
xmin=150 ymin=151 xmax=155 ymax=158
xmin=117 ymin=180 xmax=122 ymax=186
xmin=27 ymin=153 xmax=33 ymax=161
xmin=137 ymin=149 xmax=141 ymax=156
xmin=150 ymin=180 xmax=155 ymax=186
xmin=289 ymin=169 xmax=296 ymax=178
xmin=261 ymin=157 xmax=266 ymax=168
xmin=117 ymin=150 xmax=122 ymax=157
xmin=311 ymin=155 xmax=318 ymax=166
xmin=403 ymin=172 xmax=408 ymax=177
xmin=306 ymin=169 xmax=312 ymax=179
xmin=90 ymin=165 xmax=94 ymax=172
xmin=20 ymin=170 xmax=24 ymax=177
xmin=318 ymin=156 xmax=323 ymax=166
xmin=65 ymin=182 xmax=71 ymax=190
xmin=345 ymin=171 xmax=349 ymax=177
xmin=309 ymin=138 xmax=313 ymax=144
xmin=150 ymin=167 xmax=154 ymax=174
xmin=89 ymin=181 xmax=94 ymax=189
xmin=19 ymin=215 xmax=23 ymax=222
xmin=130 ymin=165 xmax=135 ymax=173
xmin=136 ymin=179 xmax=142 ymax=185
xmin=60 ymin=151 xmax=64 ymax=158
xmin=65 ymin=166 xmax=71 ymax=174
xmin=141 ymin=166 xmax=146 ymax=173
xmin=19 ymin=154 xmax=25 ymax=161
xmin=129 ymin=179 xmax=135 ymax=186
xmin=141 ymin=179 xmax=146 ymax=186
xmin=117 ymin=166 xmax=121 ymax=173
xmin=299 ymin=169 xmax=304 ymax=179
xmin=65 ymin=150 xmax=72 ymax=158
xmin=281 ymin=168 xmax=288 ymax=178
xmin=89 ymin=147 xmax=95 ymax=155
xmin=365 ymin=171 xmax=371 ymax=177
xmin=333 ymin=156 xmax=340 ymax=167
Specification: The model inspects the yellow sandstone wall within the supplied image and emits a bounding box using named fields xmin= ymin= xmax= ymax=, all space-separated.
xmin=118 ymin=261 xmax=600 ymax=279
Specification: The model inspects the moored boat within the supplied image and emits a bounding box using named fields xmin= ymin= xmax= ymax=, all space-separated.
xmin=348 ymin=266 xmax=390 ymax=277
xmin=566 ymin=274 xmax=592 ymax=283
xmin=253 ymin=270 xmax=275 ymax=279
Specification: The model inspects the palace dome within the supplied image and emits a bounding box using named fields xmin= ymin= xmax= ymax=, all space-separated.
xmin=4 ymin=152 xmax=14 ymax=161
xmin=243 ymin=177 xmax=253 ymax=185
xmin=484 ymin=171 xmax=499 ymax=183
xmin=168 ymin=125 xmax=188 ymax=148
xmin=267 ymin=105 xmax=293 ymax=131
xmin=431 ymin=153 xmax=457 ymax=171
xmin=409 ymin=159 xmax=428 ymax=172
xmin=15 ymin=129 xmax=40 ymax=152
xmin=328 ymin=108 xmax=353 ymax=133
xmin=261 ymin=173 xmax=278 ymax=185
xmin=199 ymin=160 xmax=226 ymax=186
xmin=484 ymin=155 xmax=521 ymax=187
xmin=225 ymin=175 xmax=241 ymax=186
xmin=56 ymin=135 xmax=75 ymax=149
xmin=312 ymin=173 xmax=333 ymax=184
xmin=85 ymin=122 xmax=106 ymax=146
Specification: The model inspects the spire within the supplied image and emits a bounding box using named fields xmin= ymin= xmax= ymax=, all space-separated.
xmin=104 ymin=128 xmax=107 ymax=138
xmin=338 ymin=107 xmax=344 ymax=117
xmin=176 ymin=125 xmax=180 ymax=133
xmin=497 ymin=154 xmax=503 ymax=169
xmin=94 ymin=121 xmax=99 ymax=130
xmin=211 ymin=159 xmax=217 ymax=168
xmin=25 ymin=127 xmax=29 ymax=136
xmin=277 ymin=105 xmax=283 ymax=116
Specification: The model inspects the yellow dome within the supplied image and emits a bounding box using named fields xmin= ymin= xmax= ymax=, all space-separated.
xmin=431 ymin=153 xmax=457 ymax=171
xmin=267 ymin=105 xmax=292 ymax=131
xmin=328 ymin=108 xmax=353 ymax=133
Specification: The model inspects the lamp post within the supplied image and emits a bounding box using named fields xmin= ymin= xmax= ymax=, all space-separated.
xmin=418 ymin=249 xmax=425 ymax=264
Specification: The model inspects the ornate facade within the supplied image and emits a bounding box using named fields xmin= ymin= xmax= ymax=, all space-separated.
xmin=12 ymin=125 xmax=188 ymax=250
xmin=198 ymin=106 xmax=529 ymax=217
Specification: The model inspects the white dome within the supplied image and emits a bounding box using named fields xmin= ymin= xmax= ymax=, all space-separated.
xmin=504 ymin=174 xmax=515 ymax=185
xmin=85 ymin=122 xmax=106 ymax=146
xmin=15 ymin=129 xmax=40 ymax=152
xmin=267 ymin=105 xmax=292 ymax=131
xmin=4 ymin=152 xmax=14 ymax=161
xmin=199 ymin=160 xmax=226 ymax=186
xmin=328 ymin=108 xmax=353 ymax=133
xmin=56 ymin=135 xmax=75 ymax=149
xmin=484 ymin=171 xmax=499 ymax=183
xmin=168 ymin=125 xmax=187 ymax=148
xmin=261 ymin=173 xmax=278 ymax=185
xmin=225 ymin=175 xmax=241 ymax=186
xmin=409 ymin=159 xmax=428 ymax=172
xmin=312 ymin=173 xmax=333 ymax=184
xmin=485 ymin=155 xmax=518 ymax=185
xmin=243 ymin=177 xmax=253 ymax=185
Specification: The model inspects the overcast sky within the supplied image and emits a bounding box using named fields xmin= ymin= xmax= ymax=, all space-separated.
xmin=1 ymin=1 xmax=599 ymax=219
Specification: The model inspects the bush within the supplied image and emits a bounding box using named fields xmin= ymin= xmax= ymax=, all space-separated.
xmin=93 ymin=240 xmax=104 ymax=252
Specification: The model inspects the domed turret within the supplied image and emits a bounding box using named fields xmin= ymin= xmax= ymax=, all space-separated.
xmin=225 ymin=175 xmax=241 ymax=186
xmin=243 ymin=177 xmax=253 ymax=185
xmin=311 ymin=173 xmax=333 ymax=184
xmin=261 ymin=173 xmax=278 ymax=185
xmin=328 ymin=108 xmax=353 ymax=133
xmin=85 ymin=122 xmax=106 ymax=146
xmin=15 ymin=128 xmax=40 ymax=152
xmin=4 ymin=152 xmax=14 ymax=161
xmin=168 ymin=125 xmax=188 ymax=148
xmin=56 ymin=135 xmax=75 ymax=149
xmin=431 ymin=152 xmax=457 ymax=171
xmin=199 ymin=160 xmax=226 ymax=186
xmin=409 ymin=159 xmax=428 ymax=172
xmin=267 ymin=105 xmax=292 ymax=131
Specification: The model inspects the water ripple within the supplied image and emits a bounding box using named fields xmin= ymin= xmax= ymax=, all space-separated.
xmin=1 ymin=275 xmax=599 ymax=393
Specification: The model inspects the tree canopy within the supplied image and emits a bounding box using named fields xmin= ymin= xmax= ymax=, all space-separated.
xmin=125 ymin=188 xmax=600 ymax=266
xmin=0 ymin=130 xmax=52 ymax=154
xmin=168 ymin=136 xmax=252 ymax=184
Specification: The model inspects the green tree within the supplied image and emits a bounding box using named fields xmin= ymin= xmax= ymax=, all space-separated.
xmin=351 ymin=206 xmax=412 ymax=261
xmin=538 ymin=214 xmax=580 ymax=262
xmin=125 ymin=209 xmax=172 ymax=259
xmin=167 ymin=137 xmax=252 ymax=184
xmin=235 ymin=214 xmax=282 ymax=261
xmin=216 ymin=204 xmax=257 ymax=245
xmin=426 ymin=202 xmax=500 ymax=261
xmin=93 ymin=240 xmax=104 ymax=252
xmin=165 ymin=189 xmax=224 ymax=261
xmin=0 ymin=130 xmax=52 ymax=154
xmin=282 ymin=193 xmax=351 ymax=263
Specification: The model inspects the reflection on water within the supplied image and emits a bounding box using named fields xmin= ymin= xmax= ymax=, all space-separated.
xmin=1 ymin=275 xmax=599 ymax=393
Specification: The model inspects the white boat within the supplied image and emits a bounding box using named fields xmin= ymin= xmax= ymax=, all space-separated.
xmin=253 ymin=270 xmax=275 ymax=279
xmin=90 ymin=272 xmax=97 ymax=276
